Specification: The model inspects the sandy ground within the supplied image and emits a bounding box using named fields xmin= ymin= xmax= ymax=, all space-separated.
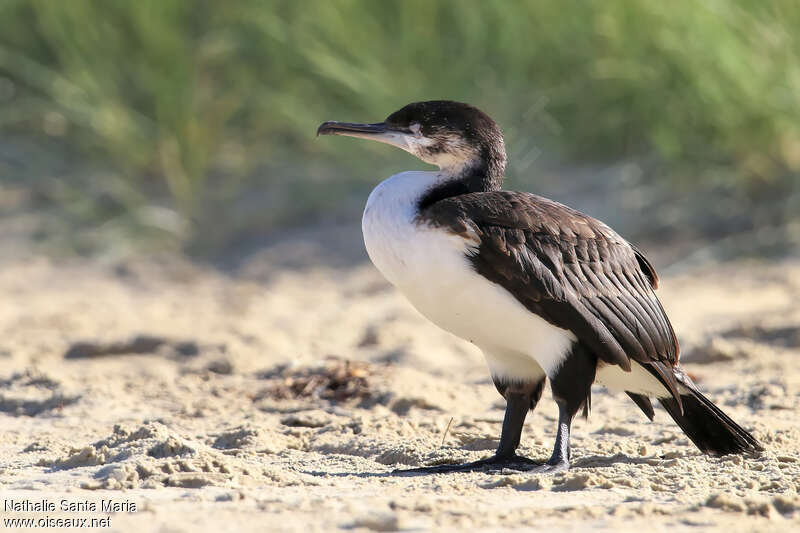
xmin=1 ymin=234 xmax=800 ymax=532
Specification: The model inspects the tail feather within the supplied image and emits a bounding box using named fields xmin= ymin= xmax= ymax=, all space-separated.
xmin=626 ymin=392 xmax=655 ymax=421
xmin=659 ymin=388 xmax=761 ymax=456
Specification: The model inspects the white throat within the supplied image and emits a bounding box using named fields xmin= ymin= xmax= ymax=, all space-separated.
xmin=360 ymin=170 xmax=457 ymax=287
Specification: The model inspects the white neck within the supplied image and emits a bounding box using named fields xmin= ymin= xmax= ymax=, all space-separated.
xmin=362 ymin=170 xmax=476 ymax=293
xmin=365 ymin=171 xmax=447 ymax=212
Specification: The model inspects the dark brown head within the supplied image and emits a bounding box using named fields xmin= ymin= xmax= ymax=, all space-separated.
xmin=318 ymin=100 xmax=506 ymax=187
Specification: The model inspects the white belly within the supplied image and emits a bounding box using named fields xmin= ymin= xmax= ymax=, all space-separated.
xmin=595 ymin=362 xmax=672 ymax=397
xmin=362 ymin=171 xmax=576 ymax=383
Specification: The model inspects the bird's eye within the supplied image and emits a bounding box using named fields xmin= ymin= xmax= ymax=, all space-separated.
xmin=409 ymin=122 xmax=422 ymax=138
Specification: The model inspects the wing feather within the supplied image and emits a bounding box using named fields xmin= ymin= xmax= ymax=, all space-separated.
xmin=423 ymin=191 xmax=680 ymax=394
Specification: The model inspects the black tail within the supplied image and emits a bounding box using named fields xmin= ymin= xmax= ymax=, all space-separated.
xmin=659 ymin=387 xmax=761 ymax=456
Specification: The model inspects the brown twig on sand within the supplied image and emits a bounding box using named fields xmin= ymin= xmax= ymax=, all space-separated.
xmin=441 ymin=417 xmax=454 ymax=447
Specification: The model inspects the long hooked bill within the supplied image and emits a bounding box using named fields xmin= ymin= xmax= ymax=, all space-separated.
xmin=316 ymin=121 xmax=414 ymax=152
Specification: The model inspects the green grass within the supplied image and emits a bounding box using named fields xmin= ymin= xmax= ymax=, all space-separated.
xmin=1 ymin=0 xmax=799 ymax=251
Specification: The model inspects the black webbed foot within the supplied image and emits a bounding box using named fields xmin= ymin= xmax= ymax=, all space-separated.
xmin=523 ymin=460 xmax=569 ymax=474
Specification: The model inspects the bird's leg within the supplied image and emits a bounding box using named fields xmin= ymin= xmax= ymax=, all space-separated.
xmin=525 ymin=342 xmax=596 ymax=474
xmin=393 ymin=380 xmax=544 ymax=475
xmin=494 ymin=386 xmax=532 ymax=459
xmin=525 ymin=400 xmax=573 ymax=473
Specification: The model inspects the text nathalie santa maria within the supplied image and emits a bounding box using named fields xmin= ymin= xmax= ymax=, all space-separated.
xmin=4 ymin=499 xmax=136 ymax=513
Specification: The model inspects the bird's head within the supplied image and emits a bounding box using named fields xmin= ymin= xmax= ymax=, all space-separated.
xmin=317 ymin=100 xmax=506 ymax=180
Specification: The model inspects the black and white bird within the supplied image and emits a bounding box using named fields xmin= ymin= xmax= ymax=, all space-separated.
xmin=318 ymin=101 xmax=760 ymax=474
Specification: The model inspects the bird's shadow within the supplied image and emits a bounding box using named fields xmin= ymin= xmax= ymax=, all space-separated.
xmin=298 ymin=452 xmax=672 ymax=479
xmin=299 ymin=459 xmax=483 ymax=479
xmin=299 ymin=469 xmax=393 ymax=479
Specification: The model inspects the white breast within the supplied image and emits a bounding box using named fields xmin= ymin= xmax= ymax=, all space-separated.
xmin=362 ymin=171 xmax=576 ymax=383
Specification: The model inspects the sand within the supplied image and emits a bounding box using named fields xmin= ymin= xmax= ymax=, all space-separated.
xmin=1 ymin=237 xmax=799 ymax=532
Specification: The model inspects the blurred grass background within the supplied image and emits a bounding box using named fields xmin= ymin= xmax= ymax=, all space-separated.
xmin=0 ymin=0 xmax=799 ymax=259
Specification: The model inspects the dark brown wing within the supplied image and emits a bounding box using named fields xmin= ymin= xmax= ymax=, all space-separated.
xmin=421 ymin=191 xmax=681 ymax=401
